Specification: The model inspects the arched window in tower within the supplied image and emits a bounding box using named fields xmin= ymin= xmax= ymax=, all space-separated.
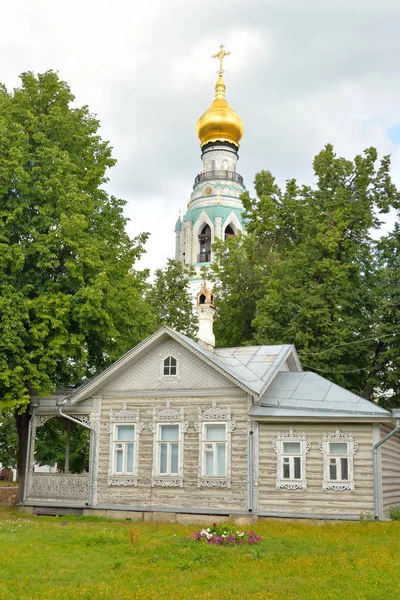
xmin=211 ymin=159 xmax=216 ymax=173
xmin=199 ymin=294 xmax=206 ymax=304
xmin=198 ymin=224 xmax=211 ymax=263
xmin=224 ymin=224 xmax=236 ymax=240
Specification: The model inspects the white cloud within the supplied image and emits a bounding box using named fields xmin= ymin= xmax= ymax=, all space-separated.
xmin=1 ymin=0 xmax=399 ymax=273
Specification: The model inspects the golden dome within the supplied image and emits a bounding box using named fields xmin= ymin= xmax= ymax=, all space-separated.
xmin=196 ymin=71 xmax=244 ymax=148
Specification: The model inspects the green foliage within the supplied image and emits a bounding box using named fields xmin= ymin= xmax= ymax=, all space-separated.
xmin=0 ymin=412 xmax=18 ymax=469
xmin=211 ymin=145 xmax=400 ymax=400
xmin=0 ymin=70 xmax=156 ymax=415
xmin=34 ymin=417 xmax=89 ymax=473
xmin=1 ymin=508 xmax=400 ymax=599
xmin=389 ymin=506 xmax=400 ymax=521
xmin=147 ymin=259 xmax=198 ymax=338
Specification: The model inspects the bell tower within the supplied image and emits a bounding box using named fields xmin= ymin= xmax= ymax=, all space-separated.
xmin=175 ymin=45 xmax=246 ymax=293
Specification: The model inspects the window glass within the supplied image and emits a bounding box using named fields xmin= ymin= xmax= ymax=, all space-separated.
xmin=205 ymin=448 xmax=213 ymax=476
xmin=329 ymin=442 xmax=348 ymax=455
xmin=216 ymin=444 xmax=226 ymax=476
xmin=341 ymin=457 xmax=349 ymax=480
xmin=126 ymin=444 xmax=134 ymax=472
xmin=283 ymin=458 xmax=290 ymax=479
xmin=170 ymin=443 xmax=179 ymax=474
xmin=294 ymin=456 xmax=301 ymax=479
xmin=160 ymin=443 xmax=168 ymax=473
xmin=163 ymin=356 xmax=178 ymax=376
xmin=116 ymin=425 xmax=135 ymax=441
xmin=115 ymin=447 xmax=123 ymax=473
xmin=160 ymin=424 xmax=179 ymax=441
xmin=329 ymin=459 xmax=337 ymax=480
xmin=205 ymin=424 xmax=226 ymax=441
xmin=283 ymin=441 xmax=301 ymax=454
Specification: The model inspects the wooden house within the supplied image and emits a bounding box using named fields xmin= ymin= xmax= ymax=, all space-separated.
xmin=22 ymin=285 xmax=400 ymax=522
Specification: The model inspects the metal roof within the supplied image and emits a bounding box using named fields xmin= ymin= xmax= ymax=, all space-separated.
xmin=172 ymin=330 xmax=295 ymax=395
xmin=68 ymin=327 xmax=296 ymax=403
xmin=248 ymin=371 xmax=390 ymax=419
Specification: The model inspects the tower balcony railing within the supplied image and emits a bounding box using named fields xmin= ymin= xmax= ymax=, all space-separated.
xmin=194 ymin=170 xmax=243 ymax=186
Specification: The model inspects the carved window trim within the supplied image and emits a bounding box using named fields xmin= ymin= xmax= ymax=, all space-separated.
xmin=194 ymin=400 xmax=236 ymax=488
xmin=159 ymin=348 xmax=182 ymax=381
xmin=149 ymin=402 xmax=188 ymax=487
xmin=318 ymin=428 xmax=358 ymax=491
xmin=273 ymin=427 xmax=310 ymax=490
xmin=106 ymin=403 xmax=143 ymax=487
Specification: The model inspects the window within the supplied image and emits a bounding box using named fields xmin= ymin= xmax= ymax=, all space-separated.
xmin=150 ymin=402 xmax=187 ymax=487
xmin=273 ymin=428 xmax=310 ymax=490
xmin=319 ymin=429 xmax=358 ymax=491
xmin=163 ymin=356 xmax=177 ymax=376
xmin=198 ymin=224 xmax=211 ymax=263
xmin=157 ymin=424 xmax=180 ymax=475
xmin=194 ymin=401 xmax=236 ymax=488
xmin=113 ymin=424 xmax=135 ymax=475
xmin=281 ymin=441 xmax=302 ymax=481
xmin=328 ymin=443 xmax=349 ymax=482
xmin=224 ymin=224 xmax=236 ymax=240
xmin=203 ymin=423 xmax=227 ymax=477
xmin=107 ymin=404 xmax=143 ymax=487
xmin=159 ymin=350 xmax=181 ymax=381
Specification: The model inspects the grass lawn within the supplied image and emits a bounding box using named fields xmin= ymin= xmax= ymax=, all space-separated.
xmin=1 ymin=506 xmax=399 ymax=600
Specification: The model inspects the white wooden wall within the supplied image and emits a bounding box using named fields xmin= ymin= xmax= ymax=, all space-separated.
xmin=96 ymin=395 xmax=250 ymax=511
xmin=257 ymin=422 xmax=374 ymax=517
xmin=380 ymin=423 xmax=400 ymax=516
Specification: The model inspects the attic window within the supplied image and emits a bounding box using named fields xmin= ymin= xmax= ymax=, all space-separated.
xmin=159 ymin=350 xmax=182 ymax=381
xmin=164 ymin=356 xmax=177 ymax=376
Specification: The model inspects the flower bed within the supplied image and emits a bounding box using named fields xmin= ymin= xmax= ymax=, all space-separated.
xmin=193 ymin=523 xmax=262 ymax=546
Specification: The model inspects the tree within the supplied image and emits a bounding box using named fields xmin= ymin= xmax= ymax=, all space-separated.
xmin=35 ymin=417 xmax=89 ymax=474
xmin=368 ymin=225 xmax=400 ymax=408
xmin=147 ymin=259 xmax=198 ymax=337
xmin=211 ymin=145 xmax=400 ymax=399
xmin=0 ymin=71 xmax=156 ymax=492
xmin=0 ymin=412 xmax=18 ymax=470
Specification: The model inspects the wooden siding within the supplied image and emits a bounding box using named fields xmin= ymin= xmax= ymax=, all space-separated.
xmin=103 ymin=340 xmax=235 ymax=392
xmin=96 ymin=395 xmax=250 ymax=511
xmin=380 ymin=424 xmax=400 ymax=516
xmin=257 ymin=423 xmax=374 ymax=517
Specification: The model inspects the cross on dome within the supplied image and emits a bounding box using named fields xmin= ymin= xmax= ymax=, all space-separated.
xmin=212 ymin=44 xmax=231 ymax=74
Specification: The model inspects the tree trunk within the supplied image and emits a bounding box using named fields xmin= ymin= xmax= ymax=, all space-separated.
xmin=15 ymin=404 xmax=31 ymax=503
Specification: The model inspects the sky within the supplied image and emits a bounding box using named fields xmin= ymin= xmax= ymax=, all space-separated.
xmin=1 ymin=0 xmax=400 ymax=273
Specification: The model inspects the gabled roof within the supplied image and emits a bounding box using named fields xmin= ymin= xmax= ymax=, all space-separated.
xmin=248 ymin=371 xmax=391 ymax=420
xmin=68 ymin=326 xmax=297 ymax=404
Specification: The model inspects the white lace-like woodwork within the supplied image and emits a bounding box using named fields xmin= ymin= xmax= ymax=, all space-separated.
xmin=318 ymin=428 xmax=358 ymax=491
xmin=150 ymin=401 xmax=187 ymax=487
xmin=29 ymin=474 xmax=89 ymax=500
xmin=106 ymin=403 xmax=144 ymax=487
xmin=273 ymin=427 xmax=310 ymax=490
xmin=194 ymin=400 xmax=236 ymax=488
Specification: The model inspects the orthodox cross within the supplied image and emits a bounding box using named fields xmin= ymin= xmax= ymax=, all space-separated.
xmin=212 ymin=44 xmax=231 ymax=74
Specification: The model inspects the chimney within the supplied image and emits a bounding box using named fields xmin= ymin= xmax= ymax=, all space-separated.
xmin=196 ymin=282 xmax=216 ymax=351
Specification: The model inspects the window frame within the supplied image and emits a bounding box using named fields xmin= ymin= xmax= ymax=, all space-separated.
xmin=156 ymin=423 xmax=181 ymax=476
xmin=113 ymin=423 xmax=136 ymax=475
xmin=159 ymin=349 xmax=181 ymax=381
xmin=201 ymin=422 xmax=228 ymax=478
xmin=194 ymin=401 xmax=236 ymax=488
xmin=106 ymin=404 xmax=143 ymax=487
xmin=149 ymin=402 xmax=188 ymax=487
xmin=319 ymin=428 xmax=358 ymax=491
xmin=273 ymin=428 xmax=310 ymax=490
